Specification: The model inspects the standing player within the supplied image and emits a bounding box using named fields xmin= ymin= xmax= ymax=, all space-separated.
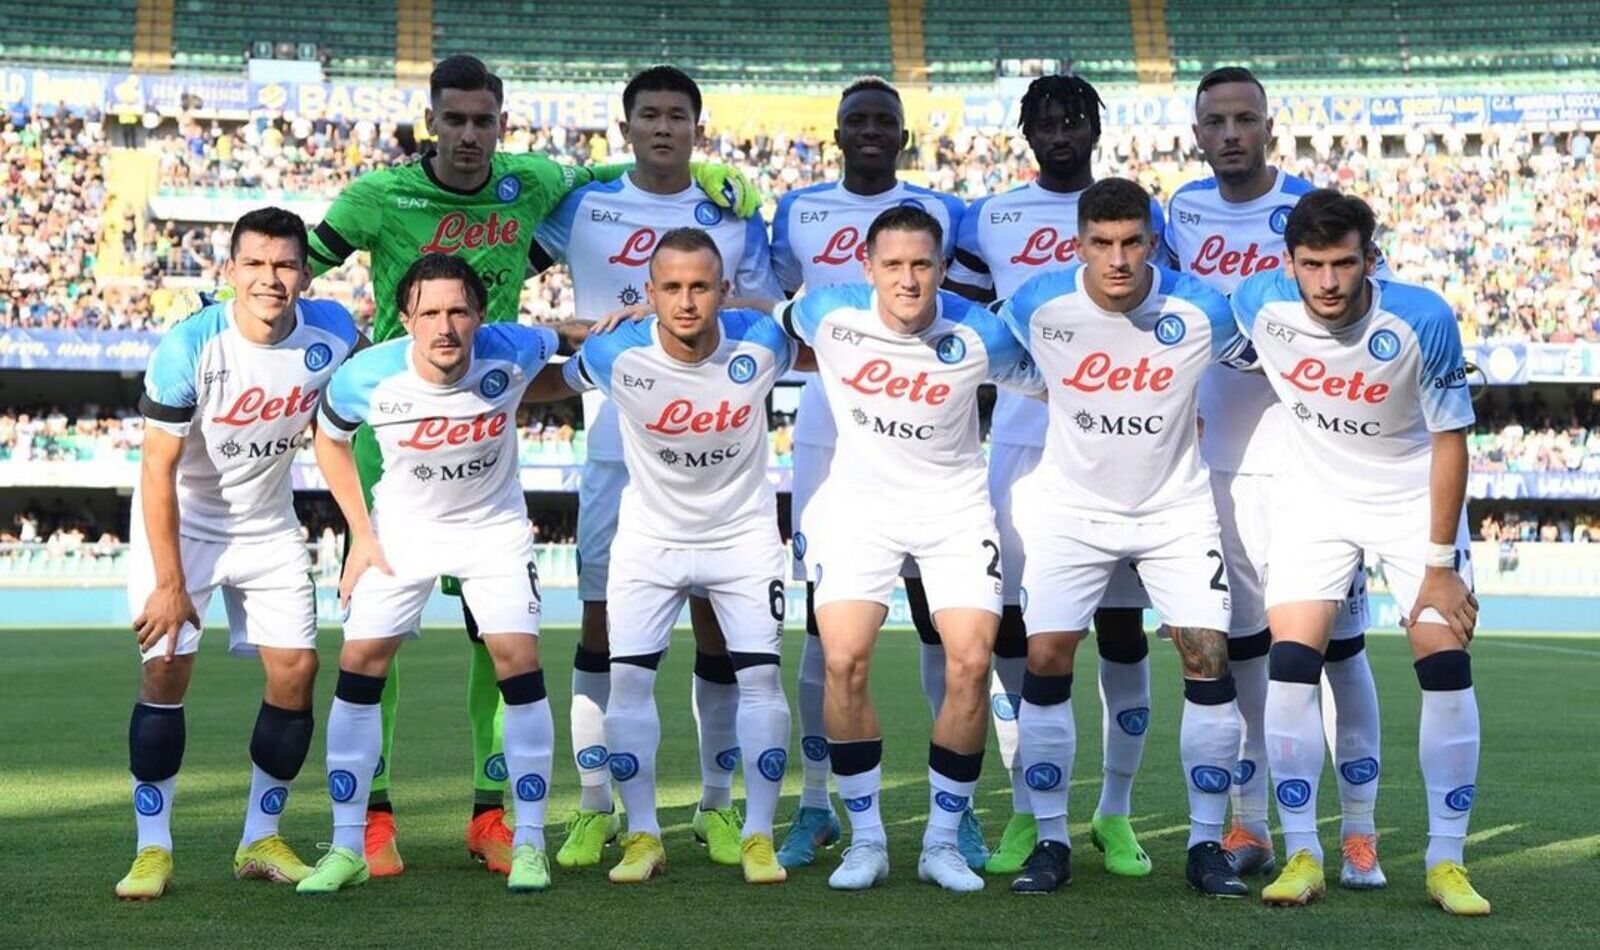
xmin=117 ymin=209 xmax=360 ymax=899
xmin=299 ymin=255 xmax=562 ymax=895
xmin=1166 ymin=66 xmax=1384 ymax=887
xmin=766 ymin=76 xmax=978 ymax=870
xmin=998 ymin=179 xmax=1252 ymax=898
xmin=946 ymin=74 xmax=1163 ymax=877
xmin=1233 ymin=192 xmax=1488 ymax=915
xmin=526 ymin=229 xmax=795 ymax=885
xmin=305 ymin=55 xmax=758 ymax=875
xmin=532 ymin=65 xmax=782 ymax=869
xmin=776 ymin=206 xmax=1040 ymax=893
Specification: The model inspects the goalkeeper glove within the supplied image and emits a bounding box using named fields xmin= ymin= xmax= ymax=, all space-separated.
xmin=690 ymin=161 xmax=761 ymax=219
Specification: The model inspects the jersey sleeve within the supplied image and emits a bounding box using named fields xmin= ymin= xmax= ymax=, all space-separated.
xmin=533 ymin=187 xmax=584 ymax=266
xmin=961 ymin=300 xmax=1043 ymax=393
xmin=510 ymin=324 xmax=561 ymax=377
xmin=948 ymin=195 xmax=993 ymax=290
xmin=1176 ymin=273 xmax=1256 ymax=369
xmin=1149 ymin=198 xmax=1170 ymax=267
xmin=936 ymin=192 xmax=968 ymax=263
xmin=1407 ymin=293 xmax=1476 ymax=432
xmin=301 ymin=299 xmax=362 ymax=354
xmin=308 ymin=172 xmax=384 ymax=275
xmin=994 ymin=267 xmax=1062 ymax=349
xmin=769 ymin=191 xmax=804 ymax=295
xmin=138 ymin=329 xmax=203 ymax=437
xmin=317 ymin=359 xmax=373 ymax=442
xmin=774 ymin=294 xmax=821 ymax=345
xmin=1230 ymin=271 xmax=1278 ymax=339
xmin=734 ymin=210 xmax=783 ymax=299
xmin=727 ymin=309 xmax=798 ymax=377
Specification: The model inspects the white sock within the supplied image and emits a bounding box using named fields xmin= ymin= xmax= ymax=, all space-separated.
xmin=241 ymin=764 xmax=289 ymax=847
xmin=734 ymin=662 xmax=791 ymax=838
xmin=692 ymin=667 xmax=739 ymax=810
xmin=920 ymin=642 xmax=947 ymax=721
xmin=326 ymin=697 xmax=382 ymax=854
xmin=1420 ymin=682 xmax=1479 ymax=869
xmin=1181 ymin=689 xmax=1241 ymax=848
xmin=1097 ymin=656 xmax=1149 ymax=817
xmin=1264 ymin=678 xmax=1325 ymax=862
xmin=924 ymin=753 xmax=981 ymax=850
xmin=605 ymin=662 xmax=661 ymax=839
xmin=797 ymin=634 xmax=833 ymax=812
xmin=1230 ymin=653 xmax=1272 ymax=838
xmin=990 ymin=656 xmax=1028 ymax=813
xmin=1019 ymin=677 xmax=1075 ymax=845
xmin=132 ymin=775 xmax=177 ymax=852
xmin=835 ymin=764 xmax=886 ymax=847
xmin=571 ymin=656 xmax=612 ymax=813
xmin=1325 ymin=652 xmax=1382 ymax=837
xmin=504 ymin=697 xmax=555 ymax=850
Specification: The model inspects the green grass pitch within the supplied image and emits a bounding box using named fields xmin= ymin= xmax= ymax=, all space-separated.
xmin=2 ymin=627 xmax=1596 ymax=948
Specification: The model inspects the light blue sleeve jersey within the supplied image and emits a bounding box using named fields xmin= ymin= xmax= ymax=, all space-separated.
xmin=565 ymin=318 xmax=655 ymax=397
xmin=318 ymin=337 xmax=410 ymax=440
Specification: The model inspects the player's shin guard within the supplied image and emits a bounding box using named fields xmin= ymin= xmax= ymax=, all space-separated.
xmin=692 ymin=652 xmax=739 ymax=810
xmin=1324 ymin=636 xmax=1381 ymax=837
xmin=992 ymin=607 xmax=1028 ymax=813
xmin=1265 ymin=642 xmax=1326 ymax=862
xmin=129 ymin=702 xmax=185 ymax=851
xmin=1415 ymin=651 xmax=1478 ymax=870
xmin=797 ymin=620 xmax=833 ymax=812
xmin=570 ymin=645 xmax=612 ymax=812
xmin=1096 ymin=632 xmax=1150 ymax=818
xmin=1228 ymin=632 xmax=1272 ymax=837
xmin=1181 ymin=676 xmax=1240 ymax=848
xmin=466 ymin=607 xmax=507 ymax=809
xmin=925 ymin=744 xmax=983 ymax=849
xmin=829 ymin=739 xmax=886 ymax=847
xmin=730 ymin=653 xmax=790 ymax=837
xmin=606 ymin=656 xmax=662 ymax=839
xmin=327 ymin=671 xmax=386 ymax=853
xmin=243 ymin=702 xmax=313 ymax=846
xmin=1019 ymin=671 xmax=1075 ymax=846
xmin=499 ymin=671 xmax=554 ymax=850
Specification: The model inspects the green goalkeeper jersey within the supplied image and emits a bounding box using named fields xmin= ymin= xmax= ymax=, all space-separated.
xmin=308 ymin=151 xmax=615 ymax=342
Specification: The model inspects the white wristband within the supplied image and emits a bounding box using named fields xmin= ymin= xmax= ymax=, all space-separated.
xmin=1425 ymin=543 xmax=1457 ymax=568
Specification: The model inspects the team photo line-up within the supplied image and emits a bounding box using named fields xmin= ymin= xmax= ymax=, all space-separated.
xmin=115 ymin=55 xmax=1486 ymax=915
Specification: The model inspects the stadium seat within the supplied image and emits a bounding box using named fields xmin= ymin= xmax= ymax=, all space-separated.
xmin=0 ymin=1 xmax=137 ymax=68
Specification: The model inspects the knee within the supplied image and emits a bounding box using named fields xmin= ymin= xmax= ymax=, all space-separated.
xmin=138 ymin=657 xmax=193 ymax=704
xmin=943 ymin=648 xmax=991 ymax=692
xmin=1026 ymin=634 xmax=1078 ymax=676
xmin=265 ymin=650 xmax=318 ymax=701
xmin=823 ymin=650 xmax=869 ymax=695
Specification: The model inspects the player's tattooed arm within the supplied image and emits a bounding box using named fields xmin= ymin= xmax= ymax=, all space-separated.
xmin=522 ymin=362 xmax=582 ymax=404
xmin=132 ymin=427 xmax=201 ymax=661
xmin=1169 ymin=626 xmax=1231 ymax=679
xmin=552 ymin=318 xmax=590 ymax=355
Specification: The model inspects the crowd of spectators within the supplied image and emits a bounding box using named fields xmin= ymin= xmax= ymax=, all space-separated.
xmin=6 ymin=104 xmax=1597 ymax=339
xmin=1469 ymin=397 xmax=1600 ymax=473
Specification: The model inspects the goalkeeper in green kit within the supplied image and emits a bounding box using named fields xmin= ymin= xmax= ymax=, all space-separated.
xmin=306 ymin=54 xmax=758 ymax=877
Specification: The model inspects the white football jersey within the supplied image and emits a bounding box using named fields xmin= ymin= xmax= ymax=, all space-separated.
xmin=1233 ymin=272 xmax=1475 ymax=505
xmin=534 ymin=175 xmax=782 ymax=462
xmin=319 ymin=324 xmax=559 ymax=532
xmin=1166 ymin=169 xmax=1313 ymax=475
xmin=998 ymin=263 xmax=1252 ymax=521
xmin=770 ymin=180 xmax=965 ymax=449
xmin=138 ymin=299 xmax=360 ymax=543
xmin=563 ymin=309 xmax=795 ymax=548
xmin=949 ymin=182 xmax=1167 ymax=448
xmin=777 ymin=285 xmax=1041 ymax=518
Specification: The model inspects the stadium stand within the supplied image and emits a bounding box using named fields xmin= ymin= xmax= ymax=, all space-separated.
xmin=0 ymin=0 xmax=136 ymax=69
xmin=430 ymin=0 xmax=895 ymax=84
xmin=170 ymin=0 xmax=397 ymax=77
xmin=921 ymin=0 xmax=1138 ymax=83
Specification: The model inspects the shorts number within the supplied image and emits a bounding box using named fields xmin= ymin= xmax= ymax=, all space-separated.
xmin=981 ymin=540 xmax=1002 ymax=580
xmin=768 ymin=580 xmax=786 ymax=621
xmin=525 ymin=561 xmax=542 ymax=601
xmin=1205 ymin=549 xmax=1229 ymax=592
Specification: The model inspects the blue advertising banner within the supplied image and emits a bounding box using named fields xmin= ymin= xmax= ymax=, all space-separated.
xmin=1468 ymin=471 xmax=1600 ymax=500
xmin=1469 ymin=343 xmax=1600 ymax=384
xmin=0 ymin=329 xmax=159 ymax=372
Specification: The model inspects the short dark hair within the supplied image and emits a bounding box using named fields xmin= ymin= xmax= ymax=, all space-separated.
xmin=841 ymin=75 xmax=901 ymax=104
xmin=230 ymin=206 xmax=308 ymax=263
xmin=650 ymin=227 xmax=724 ymax=277
xmin=865 ymin=205 xmax=943 ymax=254
xmin=395 ymin=253 xmax=488 ymax=318
xmin=1195 ymin=66 xmax=1266 ymax=107
xmin=1019 ymin=74 xmax=1104 ymax=139
xmin=1284 ymin=189 xmax=1376 ymax=253
xmin=623 ymin=65 xmax=702 ymax=120
xmin=430 ymin=55 xmax=503 ymax=106
xmin=1077 ymin=178 xmax=1152 ymax=234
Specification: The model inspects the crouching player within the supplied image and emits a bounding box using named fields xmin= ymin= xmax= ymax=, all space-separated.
xmin=118 ymin=208 xmax=361 ymax=899
xmin=300 ymin=254 xmax=561 ymax=894
xmin=1233 ymin=191 xmax=1488 ymax=915
xmin=526 ymin=228 xmax=796 ymax=885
